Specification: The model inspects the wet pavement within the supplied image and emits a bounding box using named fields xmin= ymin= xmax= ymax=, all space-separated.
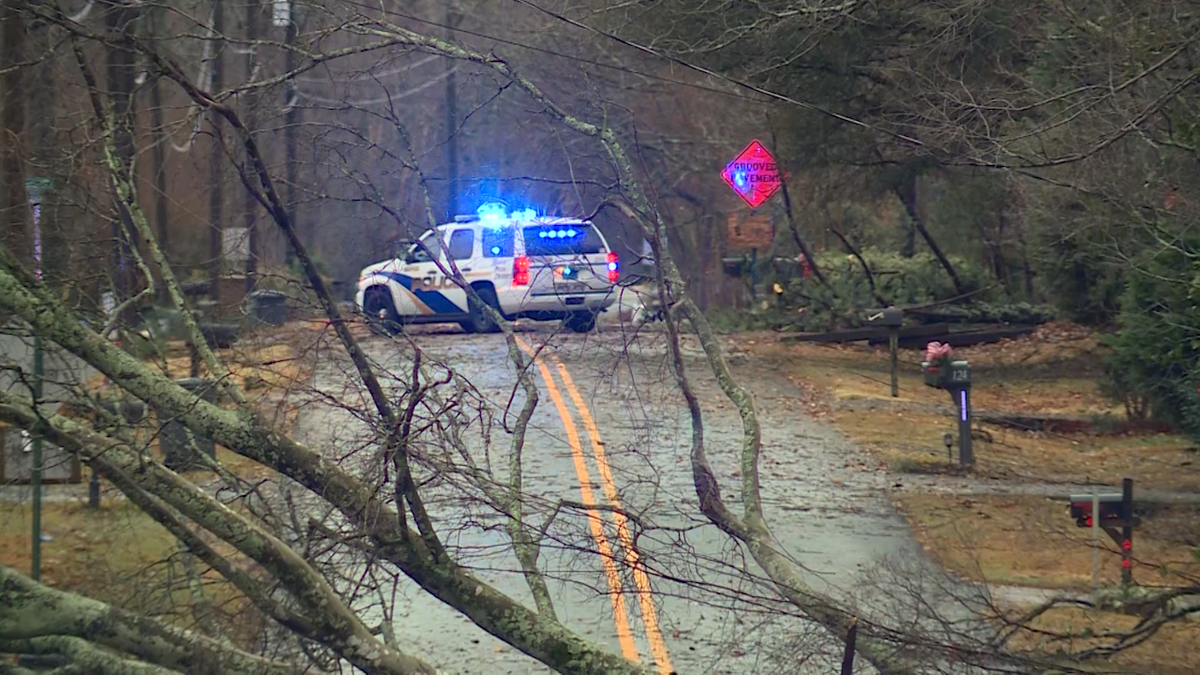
xmin=295 ymin=320 xmax=933 ymax=674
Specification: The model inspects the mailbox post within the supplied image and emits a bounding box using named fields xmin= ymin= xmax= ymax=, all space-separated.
xmin=921 ymin=357 xmax=974 ymax=465
xmin=867 ymin=306 xmax=904 ymax=397
xmin=1068 ymin=478 xmax=1136 ymax=586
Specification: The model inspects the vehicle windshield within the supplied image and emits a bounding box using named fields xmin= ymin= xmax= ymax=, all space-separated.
xmin=522 ymin=223 xmax=605 ymax=256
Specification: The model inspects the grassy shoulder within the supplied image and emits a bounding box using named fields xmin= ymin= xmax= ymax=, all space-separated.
xmin=895 ymin=493 xmax=1200 ymax=589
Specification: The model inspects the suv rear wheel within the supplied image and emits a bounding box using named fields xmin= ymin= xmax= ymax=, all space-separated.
xmin=564 ymin=310 xmax=596 ymax=333
xmin=363 ymin=288 xmax=401 ymax=335
xmin=461 ymin=285 xmax=502 ymax=334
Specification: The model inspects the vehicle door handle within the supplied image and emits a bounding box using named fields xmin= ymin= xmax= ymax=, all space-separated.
xmin=460 ymin=268 xmax=472 ymax=272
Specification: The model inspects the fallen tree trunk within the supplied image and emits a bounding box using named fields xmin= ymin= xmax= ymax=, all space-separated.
xmin=781 ymin=324 xmax=950 ymax=344
xmin=896 ymin=325 xmax=1036 ymax=349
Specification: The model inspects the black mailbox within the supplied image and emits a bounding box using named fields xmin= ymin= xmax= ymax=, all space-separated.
xmin=922 ymin=359 xmax=970 ymax=389
xmin=945 ymin=360 xmax=970 ymax=386
xmin=1069 ymin=493 xmax=1131 ymax=528
xmin=867 ymin=306 xmax=903 ymax=327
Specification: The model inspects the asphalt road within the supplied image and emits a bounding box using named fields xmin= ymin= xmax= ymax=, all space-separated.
xmin=298 ymin=320 xmax=934 ymax=674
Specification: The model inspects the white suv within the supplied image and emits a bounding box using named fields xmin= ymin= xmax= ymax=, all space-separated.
xmin=355 ymin=204 xmax=619 ymax=333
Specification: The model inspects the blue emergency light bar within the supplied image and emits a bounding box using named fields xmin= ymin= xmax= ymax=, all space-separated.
xmin=476 ymin=202 xmax=538 ymax=223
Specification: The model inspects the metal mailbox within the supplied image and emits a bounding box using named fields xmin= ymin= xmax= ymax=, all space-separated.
xmin=867 ymin=306 xmax=903 ymax=327
xmin=1069 ymin=493 xmax=1131 ymax=528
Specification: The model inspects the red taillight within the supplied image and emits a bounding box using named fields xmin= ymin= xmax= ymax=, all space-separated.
xmin=606 ymin=251 xmax=619 ymax=283
xmin=513 ymin=256 xmax=530 ymax=286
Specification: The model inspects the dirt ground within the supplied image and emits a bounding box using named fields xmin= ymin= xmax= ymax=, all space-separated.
xmin=895 ymin=493 xmax=1200 ymax=589
xmin=1004 ymin=604 xmax=1199 ymax=675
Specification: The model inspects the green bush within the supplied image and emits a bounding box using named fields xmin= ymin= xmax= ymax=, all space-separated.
xmin=1102 ymin=242 xmax=1200 ymax=437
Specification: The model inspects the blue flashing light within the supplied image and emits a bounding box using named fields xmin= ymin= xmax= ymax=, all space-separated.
xmin=607 ymin=262 xmax=618 ymax=271
xmin=513 ymin=208 xmax=537 ymax=221
xmin=733 ymin=170 xmax=750 ymax=192
xmin=490 ymin=246 xmax=502 ymax=255
xmin=537 ymin=226 xmax=585 ymax=239
xmin=477 ymin=202 xmax=507 ymax=222
xmin=563 ymin=266 xmax=573 ymax=275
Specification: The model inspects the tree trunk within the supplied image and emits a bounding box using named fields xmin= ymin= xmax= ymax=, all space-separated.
xmin=283 ymin=9 xmax=299 ymax=266
xmin=244 ymin=0 xmax=259 ymax=293
xmin=106 ymin=1 xmax=139 ymax=320
xmin=993 ymin=208 xmax=1012 ymax=293
xmin=0 ymin=0 xmax=31 ymax=271
xmin=148 ymin=9 xmax=170 ymax=302
xmin=0 ymin=565 xmax=293 ymax=674
xmin=895 ymin=170 xmax=965 ymax=296
xmin=208 ymin=0 xmax=224 ymax=303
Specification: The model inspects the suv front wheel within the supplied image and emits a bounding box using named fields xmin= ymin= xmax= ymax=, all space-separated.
xmin=564 ymin=310 xmax=596 ymax=333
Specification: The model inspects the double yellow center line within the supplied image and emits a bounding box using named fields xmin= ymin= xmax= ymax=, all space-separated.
xmin=516 ymin=337 xmax=673 ymax=674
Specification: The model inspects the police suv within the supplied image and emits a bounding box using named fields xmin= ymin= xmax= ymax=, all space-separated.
xmin=355 ymin=203 xmax=620 ymax=334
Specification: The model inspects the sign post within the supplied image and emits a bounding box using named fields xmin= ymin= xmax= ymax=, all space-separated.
xmin=1092 ymin=492 xmax=1100 ymax=590
xmin=1121 ymin=477 xmax=1134 ymax=586
xmin=721 ymin=139 xmax=782 ymax=210
xmin=867 ymin=307 xmax=903 ymax=397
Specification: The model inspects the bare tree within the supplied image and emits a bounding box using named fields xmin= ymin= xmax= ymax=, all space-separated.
xmin=2 ymin=2 xmax=1196 ymax=674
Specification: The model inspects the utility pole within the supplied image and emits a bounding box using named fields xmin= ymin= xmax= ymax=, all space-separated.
xmin=444 ymin=1 xmax=459 ymax=218
xmin=208 ymin=0 xmax=225 ymax=304
xmin=244 ymin=0 xmax=260 ymax=293
xmin=277 ymin=1 xmax=299 ymax=266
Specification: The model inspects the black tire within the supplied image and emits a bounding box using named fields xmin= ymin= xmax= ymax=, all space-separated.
xmin=564 ymin=310 xmax=596 ymax=334
xmin=461 ymin=284 xmax=502 ymax=334
xmin=362 ymin=288 xmax=401 ymax=335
